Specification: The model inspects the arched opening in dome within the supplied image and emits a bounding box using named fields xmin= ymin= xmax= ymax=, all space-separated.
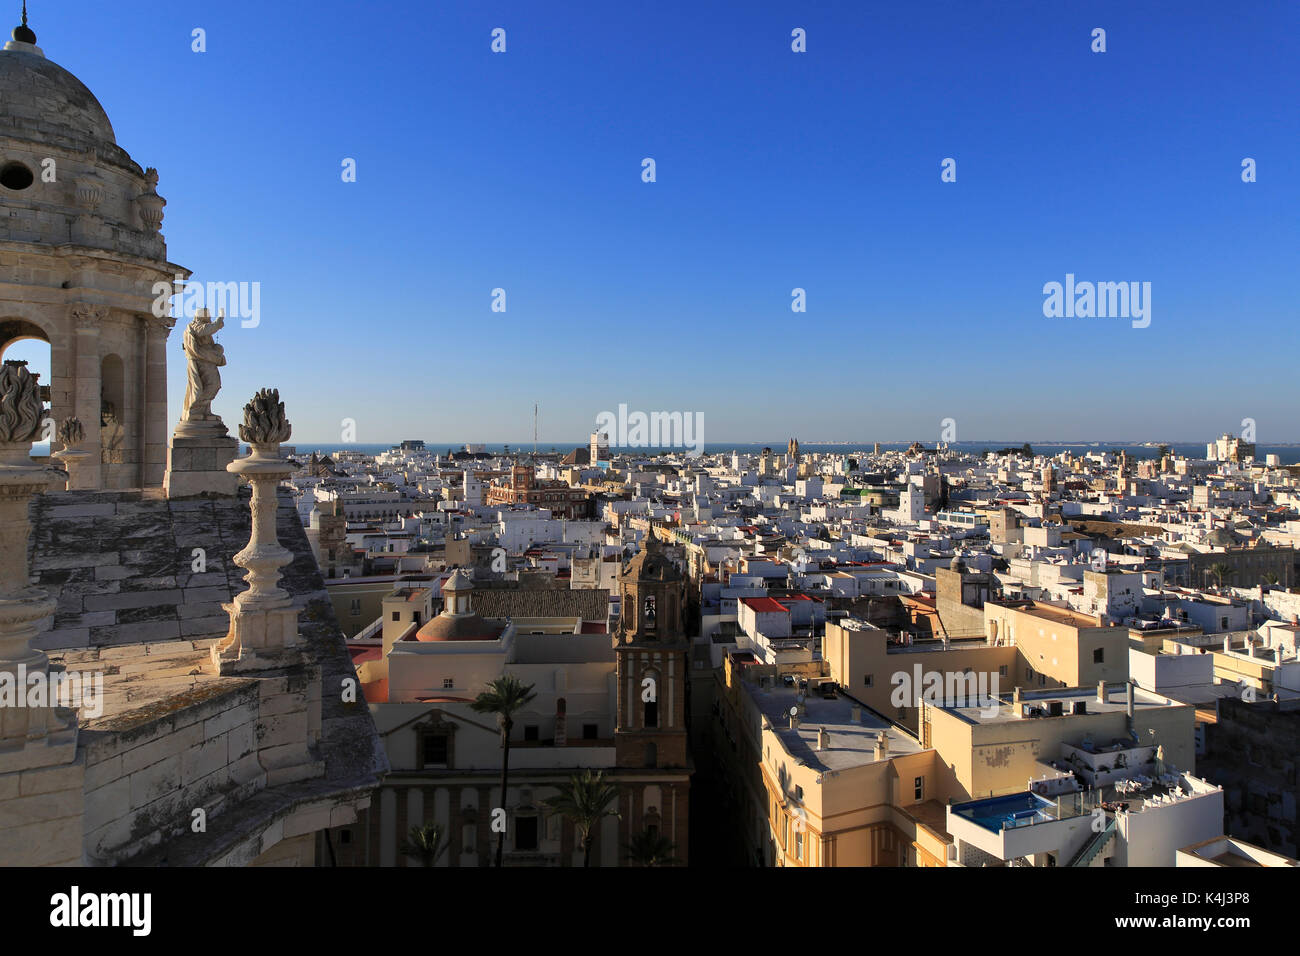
xmin=0 ymin=320 xmax=50 ymax=453
xmin=100 ymin=353 xmax=124 ymax=464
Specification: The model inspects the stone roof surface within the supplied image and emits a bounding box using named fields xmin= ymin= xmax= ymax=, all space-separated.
xmin=27 ymin=487 xmax=388 ymax=864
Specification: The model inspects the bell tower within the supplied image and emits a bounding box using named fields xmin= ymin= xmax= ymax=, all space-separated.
xmin=614 ymin=531 xmax=689 ymax=770
xmin=0 ymin=12 xmax=188 ymax=489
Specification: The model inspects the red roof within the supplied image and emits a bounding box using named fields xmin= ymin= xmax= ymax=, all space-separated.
xmin=349 ymin=646 xmax=381 ymax=665
xmin=741 ymin=596 xmax=790 ymax=614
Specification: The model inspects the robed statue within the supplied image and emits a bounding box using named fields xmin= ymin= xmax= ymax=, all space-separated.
xmin=181 ymin=308 xmax=226 ymax=423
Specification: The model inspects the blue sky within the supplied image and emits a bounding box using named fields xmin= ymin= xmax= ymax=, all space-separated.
xmin=8 ymin=0 xmax=1298 ymax=443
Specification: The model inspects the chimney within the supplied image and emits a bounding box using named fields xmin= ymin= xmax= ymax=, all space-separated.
xmin=1125 ymin=680 xmax=1134 ymax=718
xmin=1223 ymin=634 xmax=1231 ymax=654
xmin=850 ymin=705 xmax=862 ymax=724
xmin=1097 ymin=680 xmax=1106 ymax=704
xmin=817 ymin=727 xmax=829 ymax=751
xmin=1013 ymin=686 xmax=1022 ymax=709
xmin=874 ymin=732 xmax=889 ymax=760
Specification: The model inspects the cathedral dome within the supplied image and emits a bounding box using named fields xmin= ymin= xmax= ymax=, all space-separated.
xmin=0 ymin=45 xmax=117 ymax=153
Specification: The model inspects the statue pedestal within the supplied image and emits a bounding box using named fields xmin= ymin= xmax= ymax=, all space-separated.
xmin=164 ymin=425 xmax=239 ymax=497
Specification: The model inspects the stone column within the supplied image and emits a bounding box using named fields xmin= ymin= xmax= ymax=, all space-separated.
xmin=143 ymin=315 xmax=172 ymax=488
xmin=70 ymin=304 xmax=105 ymax=490
xmin=212 ymin=388 xmax=299 ymax=674
xmin=211 ymin=389 xmax=323 ymax=788
xmin=0 ymin=361 xmax=78 ymax=773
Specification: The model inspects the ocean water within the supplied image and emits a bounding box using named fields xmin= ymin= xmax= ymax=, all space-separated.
xmin=282 ymin=441 xmax=1300 ymax=466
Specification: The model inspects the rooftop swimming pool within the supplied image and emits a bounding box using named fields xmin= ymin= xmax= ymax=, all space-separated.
xmin=953 ymin=793 xmax=1057 ymax=833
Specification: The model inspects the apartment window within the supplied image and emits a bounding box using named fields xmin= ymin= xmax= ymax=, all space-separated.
xmin=524 ymin=725 xmax=540 ymax=742
xmin=1026 ymin=667 xmax=1033 ymax=680
xmin=999 ymin=665 xmax=1008 ymax=678
xmin=863 ymin=674 xmax=874 ymax=688
xmin=339 ymin=829 xmax=352 ymax=845
xmin=349 ymin=599 xmax=361 ymax=617
xmin=442 ymin=678 xmax=454 ymax=689
xmin=422 ymin=734 xmax=449 ymax=768
xmin=795 ymin=830 xmax=804 ymax=860
xmin=1038 ymin=675 xmax=1046 ymax=687
xmin=582 ymin=723 xmax=598 ymax=740
xmin=645 ymin=701 xmax=659 ymax=728
xmin=1093 ymin=648 xmax=1104 ymax=664
xmin=391 ymin=611 xmax=400 ymax=622
xmin=1221 ymin=617 xmax=1229 ymax=630
xmin=794 ymin=786 xmax=803 ymax=801
xmin=514 ymin=815 xmax=539 ymax=851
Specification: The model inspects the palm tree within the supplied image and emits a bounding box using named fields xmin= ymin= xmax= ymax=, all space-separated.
xmin=1208 ymin=562 xmax=1233 ymax=590
xmin=400 ymin=822 xmax=448 ymax=867
xmin=545 ymin=769 xmax=621 ymax=867
xmin=471 ymin=674 xmax=537 ymax=867
xmin=625 ymin=829 xmax=678 ymax=867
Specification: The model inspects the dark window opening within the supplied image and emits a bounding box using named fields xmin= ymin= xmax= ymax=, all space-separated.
xmin=523 ymin=725 xmax=539 ymax=741
xmin=0 ymin=162 xmax=34 ymax=191
xmin=645 ymin=700 xmax=659 ymax=728
xmin=582 ymin=723 xmax=598 ymax=740
xmin=515 ymin=815 xmax=538 ymax=851
xmin=422 ymin=734 xmax=449 ymax=767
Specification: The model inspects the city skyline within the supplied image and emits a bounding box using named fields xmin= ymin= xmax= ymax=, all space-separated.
xmin=5 ymin=0 xmax=1297 ymax=441
xmin=3 ymin=0 xmax=1299 ymax=894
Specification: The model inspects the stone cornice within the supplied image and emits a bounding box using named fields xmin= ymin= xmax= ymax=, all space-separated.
xmin=0 ymin=241 xmax=187 ymax=280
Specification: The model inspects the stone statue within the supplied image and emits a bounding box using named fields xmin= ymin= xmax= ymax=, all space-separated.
xmin=0 ymin=360 xmax=44 ymax=445
xmin=181 ymin=308 xmax=226 ymax=425
xmin=56 ymin=417 xmax=84 ymax=449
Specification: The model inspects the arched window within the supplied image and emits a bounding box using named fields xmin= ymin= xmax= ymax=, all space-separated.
xmin=0 ymin=322 xmax=51 ymax=450
xmin=99 ymin=354 xmax=126 ymax=465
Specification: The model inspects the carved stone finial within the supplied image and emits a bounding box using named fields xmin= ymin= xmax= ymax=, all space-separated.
xmin=239 ymin=388 xmax=292 ymax=445
xmin=56 ymin=416 xmax=84 ymax=448
xmin=0 ymin=360 xmax=45 ymax=445
xmin=136 ymin=169 xmax=166 ymax=232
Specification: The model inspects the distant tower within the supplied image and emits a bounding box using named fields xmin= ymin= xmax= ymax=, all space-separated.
xmin=787 ymin=437 xmax=800 ymax=463
xmin=589 ymin=429 xmax=609 ymax=466
xmin=612 ymin=534 xmax=691 ymax=862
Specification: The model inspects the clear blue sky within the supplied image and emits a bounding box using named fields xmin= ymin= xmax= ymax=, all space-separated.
xmin=9 ymin=0 xmax=1299 ymax=444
